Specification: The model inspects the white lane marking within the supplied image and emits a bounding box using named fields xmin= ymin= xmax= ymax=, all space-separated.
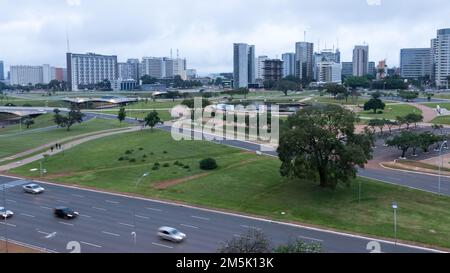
xmin=135 ymin=215 xmax=150 ymax=220
xmin=6 ymin=199 xmax=17 ymax=203
xmin=240 ymin=225 xmax=262 ymax=231
xmin=20 ymin=213 xmax=35 ymax=218
xmin=92 ymin=207 xmax=107 ymax=211
xmin=105 ymin=200 xmax=119 ymax=204
xmin=80 ymin=214 xmax=91 ymax=218
xmin=0 ymin=222 xmax=16 ymax=227
xmin=38 ymin=231 xmax=51 ymax=236
xmin=40 ymin=206 xmax=52 ymax=210
xmin=147 ymin=207 xmax=162 ymax=212
xmin=386 ymin=177 xmax=402 ymax=182
xmin=58 ymin=221 xmax=74 ymax=226
xmin=44 ymin=232 xmax=57 ymax=239
xmin=71 ymin=194 xmax=85 ymax=198
xmin=298 ymin=235 xmax=324 ymax=243
xmin=102 ymin=231 xmax=120 ymax=237
xmin=81 ymin=241 xmax=102 ymax=248
xmin=152 ymin=242 xmax=173 ymax=249
xmin=192 ymin=216 xmax=209 ymax=221
xmin=180 ymin=224 xmax=199 ymax=229
xmin=56 ymin=199 xmax=68 ymax=203
xmin=119 ymin=222 xmax=135 ymax=228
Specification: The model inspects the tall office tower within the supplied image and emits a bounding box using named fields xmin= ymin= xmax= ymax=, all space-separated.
xmin=295 ymin=42 xmax=314 ymax=82
xmin=432 ymin=28 xmax=450 ymax=88
xmin=400 ymin=48 xmax=431 ymax=79
xmin=341 ymin=62 xmax=353 ymax=79
xmin=317 ymin=61 xmax=342 ymax=84
xmin=282 ymin=53 xmax=296 ymax=77
xmin=352 ymin=45 xmax=369 ymax=77
xmin=55 ymin=68 xmax=65 ymax=82
xmin=233 ymin=43 xmax=256 ymax=88
xmin=431 ymin=38 xmax=438 ymax=83
xmin=10 ymin=65 xmax=44 ymax=86
xmin=118 ymin=59 xmax=140 ymax=81
xmin=186 ymin=69 xmax=197 ymax=79
xmin=262 ymin=59 xmax=284 ymax=82
xmin=256 ymin=56 xmax=268 ymax=80
xmin=313 ymin=49 xmax=340 ymax=80
xmin=66 ymin=52 xmax=118 ymax=91
xmin=141 ymin=57 xmax=166 ymax=79
xmin=368 ymin=62 xmax=376 ymax=77
xmin=42 ymin=64 xmax=56 ymax=84
xmin=0 ymin=60 xmax=4 ymax=81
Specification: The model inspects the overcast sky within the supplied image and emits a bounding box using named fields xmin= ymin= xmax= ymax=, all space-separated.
xmin=1 ymin=0 xmax=449 ymax=75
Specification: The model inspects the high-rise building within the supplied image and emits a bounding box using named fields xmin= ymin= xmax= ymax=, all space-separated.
xmin=368 ymin=62 xmax=376 ymax=77
xmin=0 ymin=61 xmax=4 ymax=81
xmin=186 ymin=69 xmax=197 ymax=79
xmin=295 ymin=42 xmax=314 ymax=82
xmin=262 ymin=59 xmax=284 ymax=82
xmin=141 ymin=57 xmax=165 ymax=79
xmin=167 ymin=58 xmax=187 ymax=80
xmin=342 ymin=62 xmax=353 ymax=79
xmin=352 ymin=45 xmax=369 ymax=77
xmin=376 ymin=60 xmax=388 ymax=79
xmin=42 ymin=64 xmax=56 ymax=84
xmin=10 ymin=65 xmax=44 ymax=86
xmin=313 ymin=49 xmax=340 ymax=80
xmin=317 ymin=61 xmax=342 ymax=84
xmin=233 ymin=43 xmax=255 ymax=88
xmin=55 ymin=67 xmax=65 ymax=82
xmin=66 ymin=52 xmax=118 ymax=91
xmin=118 ymin=59 xmax=140 ymax=81
xmin=432 ymin=29 xmax=450 ymax=88
xmin=282 ymin=53 xmax=296 ymax=78
xmin=400 ymin=48 xmax=432 ymax=79
xmin=256 ymin=56 xmax=268 ymax=80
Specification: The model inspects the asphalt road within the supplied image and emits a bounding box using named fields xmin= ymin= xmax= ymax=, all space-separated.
xmin=0 ymin=175 xmax=439 ymax=253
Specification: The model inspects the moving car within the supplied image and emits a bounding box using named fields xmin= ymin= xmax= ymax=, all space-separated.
xmin=23 ymin=183 xmax=45 ymax=194
xmin=54 ymin=207 xmax=79 ymax=219
xmin=0 ymin=207 xmax=14 ymax=219
xmin=157 ymin=226 xmax=186 ymax=243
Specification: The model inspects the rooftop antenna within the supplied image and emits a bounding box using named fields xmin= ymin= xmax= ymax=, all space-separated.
xmin=177 ymin=49 xmax=179 ymax=59
xmin=337 ymin=38 xmax=340 ymax=50
xmin=170 ymin=48 xmax=173 ymax=59
xmin=66 ymin=27 xmax=71 ymax=53
xmin=304 ymin=31 xmax=307 ymax=42
xmin=318 ymin=39 xmax=321 ymax=52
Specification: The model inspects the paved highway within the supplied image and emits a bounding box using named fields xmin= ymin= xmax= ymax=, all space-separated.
xmin=0 ymin=175 xmax=440 ymax=253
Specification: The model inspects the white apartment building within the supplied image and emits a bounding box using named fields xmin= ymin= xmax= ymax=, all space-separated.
xmin=66 ymin=52 xmax=118 ymax=91
xmin=317 ymin=61 xmax=342 ymax=84
xmin=10 ymin=65 xmax=44 ymax=86
xmin=256 ymin=56 xmax=268 ymax=80
xmin=432 ymin=28 xmax=450 ymax=88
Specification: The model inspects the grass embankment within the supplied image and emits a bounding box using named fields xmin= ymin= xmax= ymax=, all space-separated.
xmin=10 ymin=130 xmax=450 ymax=249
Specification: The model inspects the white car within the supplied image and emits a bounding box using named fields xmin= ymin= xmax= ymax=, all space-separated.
xmin=157 ymin=227 xmax=186 ymax=243
xmin=0 ymin=207 xmax=14 ymax=219
xmin=23 ymin=183 xmax=45 ymax=194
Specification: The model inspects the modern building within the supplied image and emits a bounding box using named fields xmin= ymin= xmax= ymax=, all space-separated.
xmin=282 ymin=53 xmax=296 ymax=78
xmin=317 ymin=61 xmax=342 ymax=84
xmin=233 ymin=43 xmax=256 ymax=88
xmin=352 ymin=45 xmax=369 ymax=77
xmin=186 ymin=69 xmax=197 ymax=79
xmin=0 ymin=61 xmax=4 ymax=81
xmin=55 ymin=67 xmax=66 ymax=82
xmin=256 ymin=56 xmax=268 ymax=80
xmin=313 ymin=49 xmax=341 ymax=80
xmin=400 ymin=48 xmax=431 ymax=79
xmin=262 ymin=59 xmax=284 ymax=82
xmin=341 ymin=62 xmax=353 ymax=79
xmin=295 ymin=42 xmax=314 ymax=82
xmin=111 ymin=79 xmax=137 ymax=91
xmin=42 ymin=64 xmax=56 ymax=84
xmin=431 ymin=28 xmax=450 ymax=88
xmin=66 ymin=52 xmax=118 ymax=91
xmin=167 ymin=58 xmax=187 ymax=80
xmin=376 ymin=59 xmax=387 ymax=79
xmin=10 ymin=65 xmax=44 ymax=86
xmin=368 ymin=61 xmax=376 ymax=77
xmin=141 ymin=57 xmax=187 ymax=80
xmin=118 ymin=59 xmax=140 ymax=81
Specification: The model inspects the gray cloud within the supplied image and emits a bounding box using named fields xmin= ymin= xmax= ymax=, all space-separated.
xmin=0 ymin=0 xmax=449 ymax=75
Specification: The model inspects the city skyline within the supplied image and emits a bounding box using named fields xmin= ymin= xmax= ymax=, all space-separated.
xmin=1 ymin=0 xmax=450 ymax=75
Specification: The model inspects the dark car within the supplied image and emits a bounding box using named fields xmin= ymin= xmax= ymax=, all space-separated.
xmin=54 ymin=207 xmax=79 ymax=219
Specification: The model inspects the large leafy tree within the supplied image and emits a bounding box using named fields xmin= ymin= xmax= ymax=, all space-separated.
xmin=277 ymin=105 xmax=373 ymax=189
xmin=276 ymin=79 xmax=302 ymax=96
xmin=218 ymin=229 xmax=272 ymax=253
xmin=144 ymin=111 xmax=161 ymax=130
xmin=363 ymin=98 xmax=386 ymax=114
xmin=404 ymin=113 xmax=424 ymax=130
xmin=325 ymin=84 xmax=348 ymax=101
xmin=117 ymin=107 xmax=126 ymax=123
xmin=22 ymin=118 xmax=35 ymax=129
xmin=398 ymin=90 xmax=419 ymax=101
xmin=53 ymin=107 xmax=85 ymax=131
xmin=386 ymin=131 xmax=417 ymax=158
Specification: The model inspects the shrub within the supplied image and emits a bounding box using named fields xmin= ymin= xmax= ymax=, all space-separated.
xmin=139 ymin=147 xmax=144 ymax=151
xmin=163 ymin=151 xmax=168 ymax=154
xmin=129 ymin=158 xmax=136 ymax=163
xmin=163 ymin=163 xmax=170 ymax=168
xmin=118 ymin=157 xmax=125 ymax=161
xmin=152 ymin=166 xmax=159 ymax=171
xmin=143 ymin=154 xmax=147 ymax=158
xmin=183 ymin=165 xmax=190 ymax=169
xmin=174 ymin=161 xmax=182 ymax=166
xmin=154 ymin=162 xmax=160 ymax=167
xmin=125 ymin=150 xmax=134 ymax=155
xmin=199 ymin=158 xmax=218 ymax=170
xmin=150 ymin=152 xmax=154 ymax=156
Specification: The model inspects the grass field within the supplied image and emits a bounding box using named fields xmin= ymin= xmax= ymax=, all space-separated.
xmin=1 ymin=98 xmax=66 ymax=108
xmin=100 ymin=109 xmax=172 ymax=121
xmin=422 ymin=102 xmax=450 ymax=109
xmin=10 ymin=129 xmax=450 ymax=249
xmin=314 ymin=96 xmax=369 ymax=106
xmin=112 ymin=100 xmax=180 ymax=110
xmin=0 ymin=114 xmax=55 ymax=134
xmin=0 ymin=118 xmax=124 ymax=159
xmin=358 ymin=104 xmax=422 ymax=121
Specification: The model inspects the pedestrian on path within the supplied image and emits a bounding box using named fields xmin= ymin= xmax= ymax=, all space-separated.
xmin=50 ymin=146 xmax=54 ymax=153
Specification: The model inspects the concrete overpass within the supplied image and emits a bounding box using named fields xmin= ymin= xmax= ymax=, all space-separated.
xmin=0 ymin=107 xmax=48 ymax=118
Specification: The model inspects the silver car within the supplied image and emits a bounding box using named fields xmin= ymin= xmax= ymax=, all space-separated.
xmin=157 ymin=226 xmax=186 ymax=243
xmin=0 ymin=207 xmax=14 ymax=219
xmin=23 ymin=183 xmax=45 ymax=194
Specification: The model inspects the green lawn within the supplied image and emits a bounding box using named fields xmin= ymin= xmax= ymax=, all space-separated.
xmin=358 ymin=104 xmax=422 ymax=121
xmin=10 ymin=129 xmax=450 ymax=249
xmin=0 ymin=114 xmax=55 ymax=134
xmin=314 ymin=96 xmax=369 ymax=106
xmin=0 ymin=118 xmax=124 ymax=159
xmin=1 ymin=99 xmax=66 ymax=108
xmin=430 ymin=116 xmax=450 ymax=125
xmin=113 ymin=101 xmax=180 ymax=110
xmin=100 ymin=109 xmax=172 ymax=121
xmin=422 ymin=102 xmax=450 ymax=109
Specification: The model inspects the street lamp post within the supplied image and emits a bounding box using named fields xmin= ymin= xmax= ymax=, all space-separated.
xmin=358 ymin=179 xmax=362 ymax=204
xmin=392 ymin=201 xmax=398 ymax=247
xmin=131 ymin=172 xmax=150 ymax=250
xmin=438 ymin=141 xmax=448 ymax=195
